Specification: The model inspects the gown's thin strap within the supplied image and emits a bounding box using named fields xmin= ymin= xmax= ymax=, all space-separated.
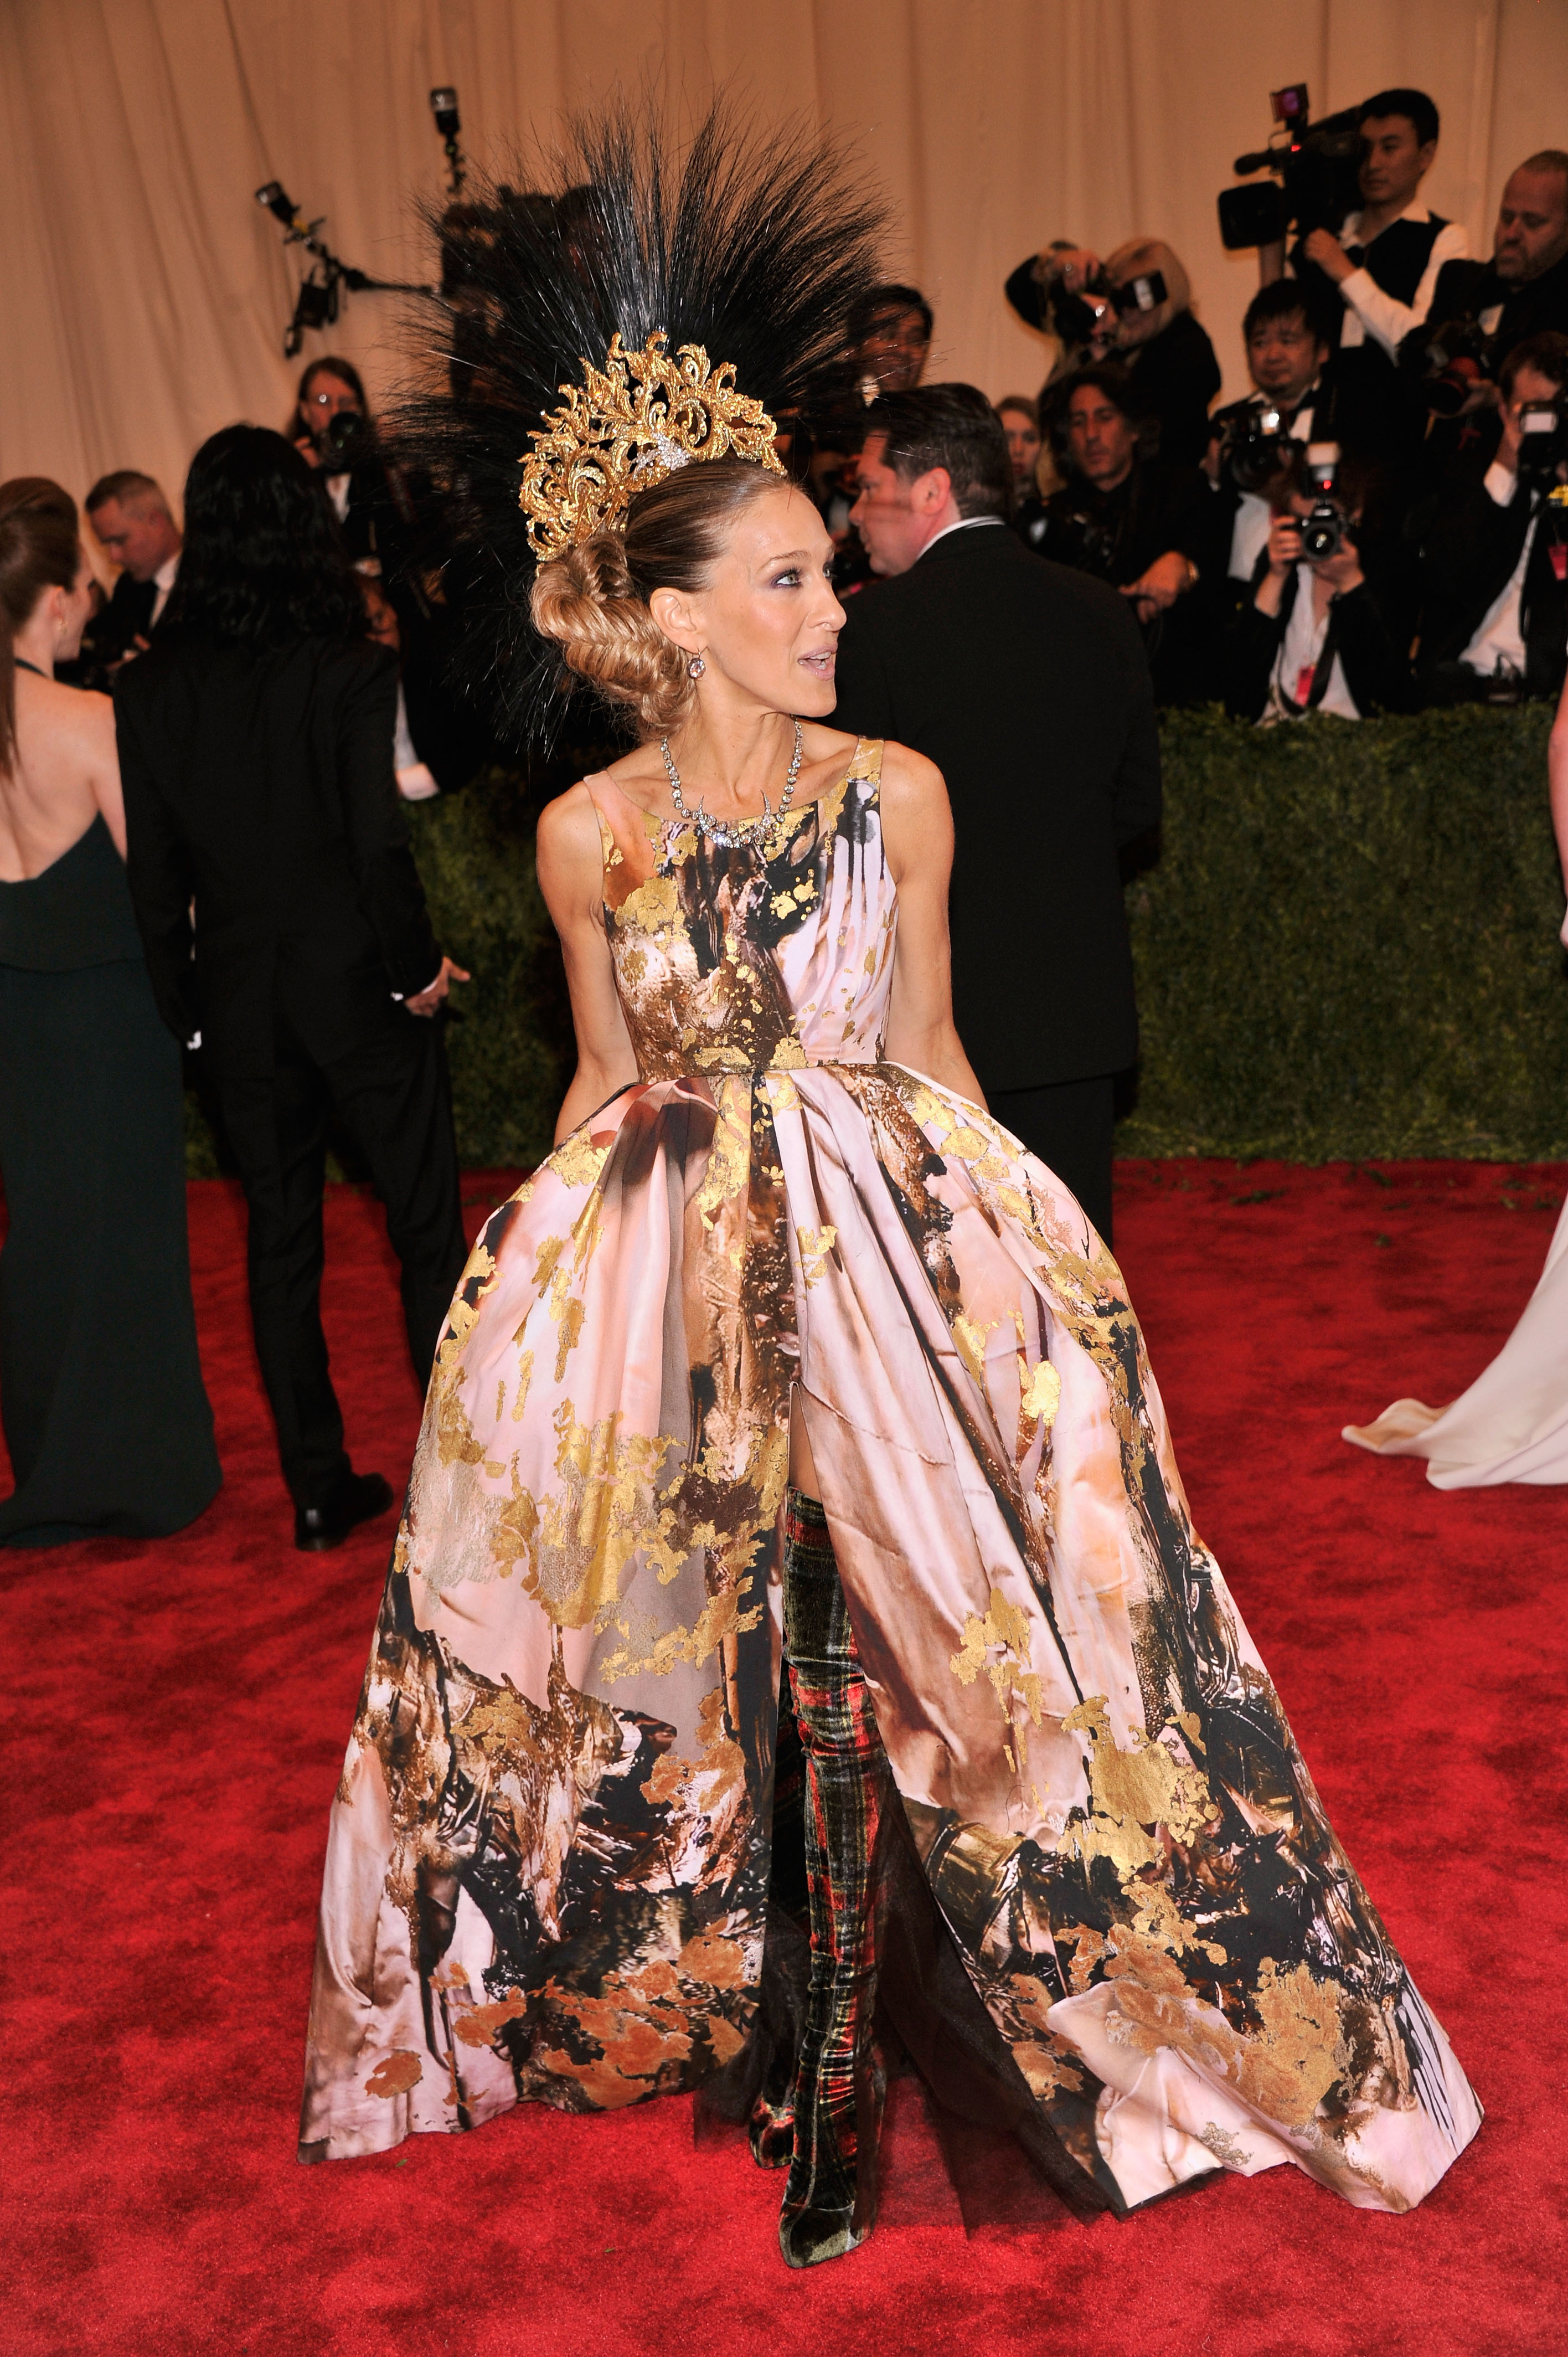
xmin=579 ymin=774 xmax=621 ymax=903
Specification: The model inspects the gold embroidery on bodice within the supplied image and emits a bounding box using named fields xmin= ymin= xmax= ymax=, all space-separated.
xmin=589 ymin=738 xmax=895 ymax=1082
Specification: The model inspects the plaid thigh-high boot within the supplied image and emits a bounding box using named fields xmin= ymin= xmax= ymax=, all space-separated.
xmin=777 ymin=1488 xmax=893 ymax=2268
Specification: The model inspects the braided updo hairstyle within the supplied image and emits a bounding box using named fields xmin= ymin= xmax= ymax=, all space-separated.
xmin=530 ymin=457 xmax=790 ymax=735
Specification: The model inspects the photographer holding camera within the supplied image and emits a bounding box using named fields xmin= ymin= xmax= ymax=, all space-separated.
xmin=1256 ymin=90 xmax=1467 ymax=470
xmin=1004 ymin=236 xmax=1220 ymax=467
xmin=290 ymin=356 xmax=396 ymax=560
xmin=1206 ymin=281 xmax=1336 ymax=587
xmin=1223 ymin=447 xmax=1412 ymax=723
xmin=1401 ymin=153 xmax=1568 ymax=483
xmin=289 ymin=355 xmax=486 ymax=793
xmin=1415 ymin=332 xmax=1568 ymax=706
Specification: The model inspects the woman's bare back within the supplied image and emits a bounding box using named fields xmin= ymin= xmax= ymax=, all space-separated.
xmin=0 ymin=672 xmax=125 ymax=880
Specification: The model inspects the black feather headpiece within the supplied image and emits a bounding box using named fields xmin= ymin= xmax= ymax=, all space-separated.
xmin=392 ymin=97 xmax=890 ymax=750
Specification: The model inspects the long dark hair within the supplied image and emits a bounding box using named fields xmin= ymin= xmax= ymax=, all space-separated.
xmin=290 ymin=354 xmax=368 ymax=441
xmin=0 ymin=482 xmax=80 ymax=774
xmin=161 ymin=425 xmax=367 ymax=650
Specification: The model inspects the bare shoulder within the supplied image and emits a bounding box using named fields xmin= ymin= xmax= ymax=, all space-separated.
xmin=877 ymin=737 xmax=948 ymax=812
xmin=599 ymin=742 xmax=665 ymax=792
xmin=876 ymin=739 xmax=952 ymax=882
xmin=800 ymin=720 xmax=860 ymax=775
xmin=26 ymin=675 xmax=116 ymax=754
xmin=535 ymin=780 xmax=608 ymax=914
xmin=536 ymin=778 xmax=603 ymax=862
xmin=75 ymin=684 xmax=117 ymax=745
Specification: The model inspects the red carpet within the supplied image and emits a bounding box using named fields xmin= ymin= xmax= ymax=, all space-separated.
xmin=3 ymin=1161 xmax=1562 ymax=2356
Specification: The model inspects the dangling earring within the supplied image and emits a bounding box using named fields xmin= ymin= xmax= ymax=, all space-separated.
xmin=688 ymin=653 xmax=706 ymax=679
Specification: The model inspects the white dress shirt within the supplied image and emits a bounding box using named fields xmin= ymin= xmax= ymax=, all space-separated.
xmin=1263 ymin=567 xmax=1360 ymax=723
xmin=917 ymin=514 xmax=1008 ymax=559
xmin=1461 ymin=462 xmax=1531 ymax=678
xmin=150 ymin=550 xmax=180 ymax=626
xmin=394 ymin=681 xmax=440 ymax=802
xmin=1332 ymin=203 xmax=1469 ymax=361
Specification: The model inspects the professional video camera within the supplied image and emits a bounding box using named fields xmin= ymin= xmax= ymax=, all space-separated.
xmin=1517 ymin=399 xmax=1568 ymax=489
xmin=1397 ymin=313 xmax=1500 ymax=415
xmin=1053 ymin=267 xmax=1168 ymax=348
xmin=1218 ymin=84 xmax=1362 ymax=251
xmin=1296 ymin=442 xmax=1348 ymax=561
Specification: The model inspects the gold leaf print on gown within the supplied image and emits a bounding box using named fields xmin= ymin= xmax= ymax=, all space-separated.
xmin=301 ymin=737 xmax=1479 ymax=2225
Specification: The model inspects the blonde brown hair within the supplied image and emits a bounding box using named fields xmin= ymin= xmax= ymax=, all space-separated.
xmin=1105 ymin=237 xmax=1192 ymax=334
xmin=530 ymin=457 xmax=787 ymax=735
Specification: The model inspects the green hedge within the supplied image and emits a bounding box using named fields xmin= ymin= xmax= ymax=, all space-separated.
xmin=184 ymin=708 xmax=1568 ymax=1174
xmin=1121 ymin=706 xmax=1566 ymax=1161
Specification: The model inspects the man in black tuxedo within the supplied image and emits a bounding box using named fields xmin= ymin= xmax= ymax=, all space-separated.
xmin=115 ymin=426 xmax=471 ymax=1549
xmin=832 ymin=385 xmax=1161 ymax=1244
xmin=1406 ymin=152 xmax=1568 ymax=490
xmin=1415 ymin=332 xmax=1568 ymax=705
xmin=84 ymin=471 xmax=183 ymax=673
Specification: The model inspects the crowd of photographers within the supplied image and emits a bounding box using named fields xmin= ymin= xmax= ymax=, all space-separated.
xmin=59 ymin=90 xmax=1568 ymax=746
xmin=58 ymin=353 xmax=488 ymax=796
xmin=813 ymin=91 xmax=1568 ymax=725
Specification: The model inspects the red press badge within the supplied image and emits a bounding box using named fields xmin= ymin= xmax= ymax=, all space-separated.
xmin=1549 ymin=542 xmax=1567 ymax=584
xmin=1294 ymin=665 xmax=1317 ymax=705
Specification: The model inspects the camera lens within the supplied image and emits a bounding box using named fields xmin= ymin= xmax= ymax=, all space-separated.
xmin=1299 ymin=505 xmax=1344 ymax=562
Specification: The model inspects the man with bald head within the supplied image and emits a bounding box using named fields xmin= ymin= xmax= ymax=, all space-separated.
xmin=1414 ymin=155 xmax=1568 ymax=402
xmin=85 ymin=470 xmax=183 ymax=672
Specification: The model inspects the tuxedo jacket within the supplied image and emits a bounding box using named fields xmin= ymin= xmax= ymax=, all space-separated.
xmin=1421 ymin=251 xmax=1568 ymax=358
xmin=1222 ymin=565 xmax=1415 ymax=722
xmin=76 ymin=570 xmax=159 ymax=680
xmin=116 ymin=632 xmax=443 ymax=1080
xmin=831 ymin=522 xmax=1162 ymax=1093
xmin=1416 ymin=475 xmax=1568 ymax=696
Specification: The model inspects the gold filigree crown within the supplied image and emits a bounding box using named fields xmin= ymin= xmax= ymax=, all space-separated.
xmin=518 ymin=330 xmax=785 ymax=559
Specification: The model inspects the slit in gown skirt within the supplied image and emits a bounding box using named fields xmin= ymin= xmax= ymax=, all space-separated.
xmin=300 ymin=741 xmax=1480 ymax=2220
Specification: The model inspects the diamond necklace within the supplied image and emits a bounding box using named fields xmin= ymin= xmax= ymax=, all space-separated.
xmin=659 ymin=718 xmax=804 ymax=852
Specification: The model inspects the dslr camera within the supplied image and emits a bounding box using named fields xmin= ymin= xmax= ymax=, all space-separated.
xmin=312 ymin=408 xmax=375 ymax=474
xmin=1517 ymin=398 xmax=1568 ymax=490
xmin=1051 ymin=266 xmax=1168 ymax=348
xmin=1218 ymin=84 xmax=1362 ymax=250
xmin=1222 ymin=404 xmax=1299 ymax=493
xmin=1397 ymin=313 xmax=1499 ymax=415
xmin=1295 ymin=443 xmax=1348 ymax=562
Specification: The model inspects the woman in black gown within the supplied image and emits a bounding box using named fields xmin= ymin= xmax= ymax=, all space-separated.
xmin=0 ymin=482 xmax=218 ymax=1545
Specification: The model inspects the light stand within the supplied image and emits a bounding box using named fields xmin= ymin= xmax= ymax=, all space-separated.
xmin=255 ymin=179 xmax=431 ymax=357
xmin=430 ymin=88 xmax=467 ymax=195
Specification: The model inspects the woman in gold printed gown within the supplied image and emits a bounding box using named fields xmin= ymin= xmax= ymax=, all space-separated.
xmin=300 ymin=444 xmax=1479 ymax=2257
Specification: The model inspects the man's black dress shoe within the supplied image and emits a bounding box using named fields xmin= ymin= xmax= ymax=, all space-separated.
xmin=294 ymin=1472 xmax=395 ymax=1552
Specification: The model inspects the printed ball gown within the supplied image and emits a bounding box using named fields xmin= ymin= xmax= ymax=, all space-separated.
xmin=300 ymin=739 xmax=1479 ymax=2218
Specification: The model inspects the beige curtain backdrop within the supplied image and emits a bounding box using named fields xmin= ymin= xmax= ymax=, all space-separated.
xmin=3 ymin=0 xmax=1566 ymax=519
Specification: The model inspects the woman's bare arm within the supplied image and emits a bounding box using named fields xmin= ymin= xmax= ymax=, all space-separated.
xmin=877 ymin=740 xmax=987 ymax=1107
xmin=534 ymin=784 xmax=640 ymax=1144
xmin=81 ymin=689 xmax=127 ymax=858
xmin=1550 ymin=671 xmax=1568 ymax=946
xmin=1551 ymin=668 xmax=1568 ymax=938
